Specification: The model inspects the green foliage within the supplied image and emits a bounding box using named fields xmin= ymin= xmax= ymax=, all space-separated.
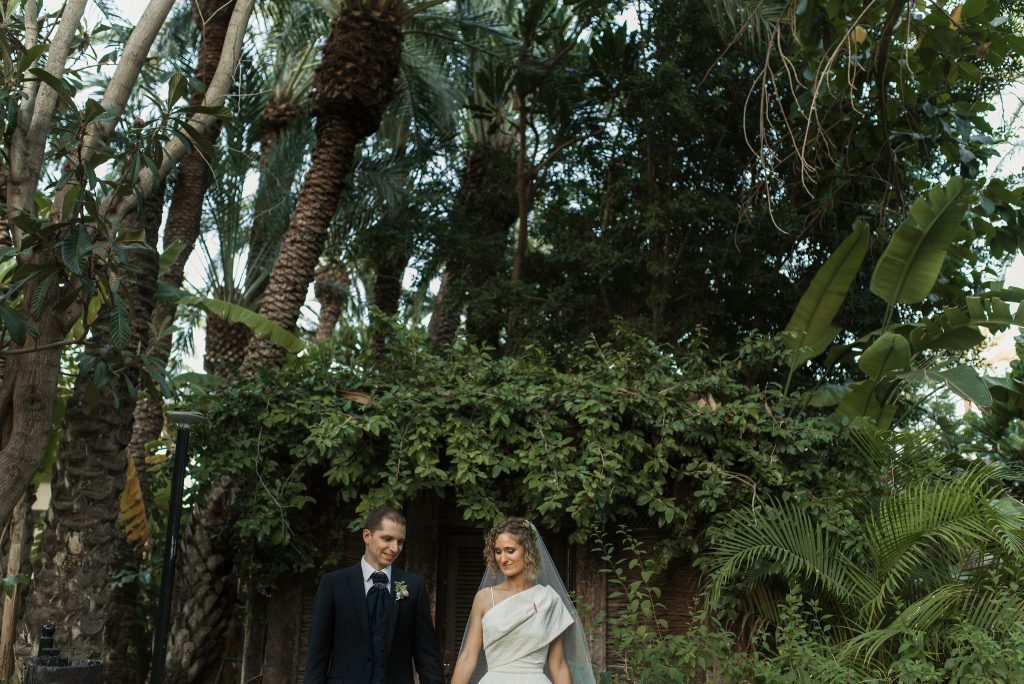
xmin=704 ymin=429 xmax=1024 ymax=676
xmin=783 ymin=222 xmax=870 ymax=370
xmin=870 ymin=178 xmax=972 ymax=314
xmin=782 ymin=173 xmax=1024 ymax=426
xmin=1 ymin=574 xmax=28 ymax=598
xmin=191 ymin=331 xmax=839 ymax=586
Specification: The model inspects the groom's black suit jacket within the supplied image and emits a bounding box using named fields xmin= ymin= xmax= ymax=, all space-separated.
xmin=304 ymin=563 xmax=444 ymax=684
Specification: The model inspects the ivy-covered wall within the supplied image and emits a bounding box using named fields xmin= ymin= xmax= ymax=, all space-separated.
xmin=192 ymin=332 xmax=851 ymax=587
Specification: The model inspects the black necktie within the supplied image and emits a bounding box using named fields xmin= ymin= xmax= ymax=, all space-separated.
xmin=367 ymin=571 xmax=389 ymax=627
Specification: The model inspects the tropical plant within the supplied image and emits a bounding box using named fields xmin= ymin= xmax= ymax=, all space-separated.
xmin=782 ymin=175 xmax=1024 ymax=426
xmin=705 ymin=428 xmax=1024 ymax=678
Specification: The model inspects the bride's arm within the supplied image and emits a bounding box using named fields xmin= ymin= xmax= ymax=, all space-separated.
xmin=450 ymin=590 xmax=488 ymax=684
xmin=547 ymin=634 xmax=571 ymax=684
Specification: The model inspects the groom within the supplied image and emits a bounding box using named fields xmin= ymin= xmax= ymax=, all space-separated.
xmin=304 ymin=506 xmax=444 ymax=684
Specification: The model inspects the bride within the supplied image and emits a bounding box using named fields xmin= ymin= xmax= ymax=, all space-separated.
xmin=450 ymin=517 xmax=596 ymax=684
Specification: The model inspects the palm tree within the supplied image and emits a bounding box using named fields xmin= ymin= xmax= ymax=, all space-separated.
xmin=241 ymin=0 xmax=407 ymax=369
xmin=705 ymin=429 xmax=1024 ymax=677
xmin=425 ymin=0 xmax=603 ymax=349
xmin=21 ymin=187 xmax=166 ymax=681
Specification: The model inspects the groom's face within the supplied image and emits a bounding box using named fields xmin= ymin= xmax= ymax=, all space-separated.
xmin=362 ymin=517 xmax=406 ymax=570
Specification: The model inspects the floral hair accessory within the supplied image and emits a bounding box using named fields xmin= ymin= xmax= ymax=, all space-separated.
xmin=521 ymin=519 xmax=538 ymax=538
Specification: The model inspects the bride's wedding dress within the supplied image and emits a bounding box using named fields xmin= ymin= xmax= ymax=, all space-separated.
xmin=479 ymin=585 xmax=574 ymax=683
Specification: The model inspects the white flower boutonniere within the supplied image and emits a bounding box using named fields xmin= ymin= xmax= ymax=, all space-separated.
xmin=394 ymin=580 xmax=409 ymax=603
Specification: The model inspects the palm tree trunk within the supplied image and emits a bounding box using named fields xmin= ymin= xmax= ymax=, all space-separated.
xmin=243 ymin=3 xmax=404 ymax=368
xmin=168 ymin=7 xmax=404 ymax=681
xmin=21 ymin=188 xmax=164 ymax=680
xmin=443 ymin=144 xmax=518 ymax=348
xmin=314 ymin=263 xmax=351 ymax=342
xmin=163 ymin=476 xmax=236 ymax=684
xmin=241 ymin=117 xmax=362 ymax=367
xmin=370 ymin=252 xmax=409 ymax=353
xmin=204 ymin=316 xmax=252 ymax=376
xmin=427 ymin=271 xmax=461 ymax=346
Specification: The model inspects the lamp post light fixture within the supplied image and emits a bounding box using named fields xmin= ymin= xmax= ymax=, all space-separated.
xmin=150 ymin=410 xmax=204 ymax=684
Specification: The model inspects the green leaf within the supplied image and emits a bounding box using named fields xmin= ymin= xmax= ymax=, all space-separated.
xmin=28 ymin=67 xmax=75 ymax=110
xmin=783 ymin=222 xmax=870 ymax=364
xmin=916 ymin=296 xmax=1024 ymax=352
xmin=177 ymin=122 xmax=215 ymax=159
xmin=178 ymin=104 xmax=232 ymax=119
xmin=870 ymin=178 xmax=971 ymax=306
xmin=933 ymin=366 xmax=992 ymax=407
xmin=839 ymin=378 xmax=897 ymax=428
xmin=961 ymin=0 xmax=988 ymax=19
xmin=109 ymin=291 xmax=131 ymax=348
xmin=0 ymin=304 xmax=32 ymax=344
xmin=167 ymin=71 xmax=189 ymax=107
xmin=2 ymin=574 xmax=28 ymax=598
xmin=30 ymin=272 xmax=57 ymax=319
xmin=60 ymin=224 xmax=92 ymax=275
xmin=159 ymin=240 xmax=186 ymax=276
xmin=60 ymin=184 xmax=81 ymax=222
xmin=901 ymin=366 xmax=993 ymax=407
xmin=807 ymin=384 xmax=849 ymax=408
xmin=858 ymin=332 xmax=911 ymax=379
xmin=16 ymin=44 xmax=48 ymax=72
xmin=178 ymin=295 xmax=305 ymax=354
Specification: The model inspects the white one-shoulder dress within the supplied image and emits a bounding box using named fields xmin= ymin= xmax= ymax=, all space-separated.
xmin=479 ymin=584 xmax=575 ymax=684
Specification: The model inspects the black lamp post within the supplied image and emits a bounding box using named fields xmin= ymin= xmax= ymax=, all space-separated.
xmin=150 ymin=410 xmax=203 ymax=684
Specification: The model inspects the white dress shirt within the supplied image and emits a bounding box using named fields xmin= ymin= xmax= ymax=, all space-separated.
xmin=360 ymin=557 xmax=392 ymax=595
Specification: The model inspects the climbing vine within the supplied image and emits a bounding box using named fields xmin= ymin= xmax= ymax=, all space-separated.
xmin=192 ymin=331 xmax=849 ymax=585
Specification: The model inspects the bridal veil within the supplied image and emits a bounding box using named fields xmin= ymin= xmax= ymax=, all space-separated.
xmin=459 ymin=522 xmax=598 ymax=684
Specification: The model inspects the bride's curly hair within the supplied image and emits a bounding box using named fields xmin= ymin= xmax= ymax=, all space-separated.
xmin=483 ymin=517 xmax=541 ymax=579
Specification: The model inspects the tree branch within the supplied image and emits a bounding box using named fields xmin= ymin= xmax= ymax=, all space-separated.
xmin=6 ymin=0 xmax=87 ymax=218
xmin=76 ymin=0 xmax=179 ymax=169
xmin=2 ymin=0 xmax=40 ymax=250
xmin=533 ymin=135 xmax=585 ymax=176
xmin=0 ymin=339 xmax=90 ymax=357
xmin=109 ymin=0 xmax=257 ymax=220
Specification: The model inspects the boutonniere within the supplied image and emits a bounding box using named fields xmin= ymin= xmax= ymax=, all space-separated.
xmin=394 ymin=580 xmax=409 ymax=602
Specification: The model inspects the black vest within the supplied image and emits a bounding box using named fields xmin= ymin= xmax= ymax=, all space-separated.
xmin=369 ymin=600 xmax=388 ymax=684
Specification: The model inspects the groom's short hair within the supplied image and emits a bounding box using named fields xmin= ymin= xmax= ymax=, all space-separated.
xmin=364 ymin=506 xmax=406 ymax=532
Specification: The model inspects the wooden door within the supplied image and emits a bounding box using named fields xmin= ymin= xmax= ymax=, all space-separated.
xmin=437 ymin=532 xmax=487 ymax=677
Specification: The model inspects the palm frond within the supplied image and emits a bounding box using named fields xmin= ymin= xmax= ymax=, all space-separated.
xmin=862 ymin=465 xmax=1021 ymax=622
xmin=706 ymin=504 xmax=876 ymax=609
xmin=840 ymin=583 xmax=972 ymax=669
xmin=700 ymin=0 xmax=791 ymax=48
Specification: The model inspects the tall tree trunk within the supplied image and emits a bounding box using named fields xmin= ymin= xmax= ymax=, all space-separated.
xmin=441 ymin=144 xmax=518 ymax=348
xmin=0 ymin=495 xmax=30 ymax=680
xmin=169 ymin=6 xmax=404 ymax=682
xmin=126 ymin=0 xmax=237 ymax=486
xmin=427 ymin=271 xmax=461 ymax=346
xmin=20 ymin=189 xmax=164 ymax=680
xmin=370 ymin=253 xmax=409 ymax=354
xmin=163 ymin=476 xmax=235 ymax=684
xmin=243 ymin=3 xmax=404 ymax=368
xmin=204 ymin=317 xmax=252 ymax=376
xmin=314 ymin=262 xmax=351 ymax=342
